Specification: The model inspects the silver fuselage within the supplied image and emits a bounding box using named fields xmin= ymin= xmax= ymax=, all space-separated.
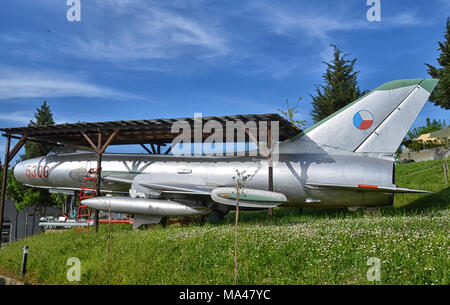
xmin=14 ymin=152 xmax=395 ymax=208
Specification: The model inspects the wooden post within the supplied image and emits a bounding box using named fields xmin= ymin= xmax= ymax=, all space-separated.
xmin=94 ymin=131 xmax=102 ymax=233
xmin=0 ymin=135 xmax=11 ymax=244
xmin=267 ymin=121 xmax=273 ymax=218
xmin=0 ymin=134 xmax=26 ymax=244
xmin=444 ymin=161 xmax=448 ymax=184
xmin=81 ymin=129 xmax=119 ymax=233
xmin=234 ymin=179 xmax=240 ymax=285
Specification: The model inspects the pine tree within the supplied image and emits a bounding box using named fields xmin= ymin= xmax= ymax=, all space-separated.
xmin=426 ymin=18 xmax=450 ymax=109
xmin=21 ymin=101 xmax=55 ymax=161
xmin=8 ymin=101 xmax=60 ymax=210
xmin=310 ymin=45 xmax=367 ymax=123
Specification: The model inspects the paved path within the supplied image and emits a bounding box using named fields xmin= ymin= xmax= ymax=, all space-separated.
xmin=0 ymin=275 xmax=25 ymax=285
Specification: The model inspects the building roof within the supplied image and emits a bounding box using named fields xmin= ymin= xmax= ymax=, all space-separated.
xmin=430 ymin=127 xmax=450 ymax=139
xmin=0 ymin=113 xmax=301 ymax=146
xmin=415 ymin=133 xmax=433 ymax=142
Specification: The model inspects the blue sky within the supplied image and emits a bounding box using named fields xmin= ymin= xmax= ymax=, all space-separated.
xmin=0 ymin=0 xmax=449 ymax=158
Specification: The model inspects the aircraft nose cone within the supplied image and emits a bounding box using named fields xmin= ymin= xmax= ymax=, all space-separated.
xmin=13 ymin=162 xmax=26 ymax=183
xmin=82 ymin=197 xmax=103 ymax=210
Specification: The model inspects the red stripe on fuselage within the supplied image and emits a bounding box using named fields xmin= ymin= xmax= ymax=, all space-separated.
xmin=358 ymin=184 xmax=378 ymax=189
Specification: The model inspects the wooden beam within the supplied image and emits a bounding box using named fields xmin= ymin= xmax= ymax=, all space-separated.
xmin=164 ymin=145 xmax=172 ymax=155
xmin=140 ymin=144 xmax=153 ymax=154
xmin=81 ymin=131 xmax=99 ymax=153
xmin=3 ymin=134 xmax=62 ymax=147
xmin=150 ymin=143 xmax=157 ymax=154
xmin=99 ymin=129 xmax=119 ymax=154
xmin=244 ymin=128 xmax=270 ymax=158
xmin=7 ymin=134 xmax=28 ymax=164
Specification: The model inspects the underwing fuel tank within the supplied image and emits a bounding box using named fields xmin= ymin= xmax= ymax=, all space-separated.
xmin=82 ymin=196 xmax=211 ymax=217
xmin=211 ymin=187 xmax=287 ymax=208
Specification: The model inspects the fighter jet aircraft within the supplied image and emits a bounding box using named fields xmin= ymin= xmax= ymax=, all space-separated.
xmin=13 ymin=79 xmax=439 ymax=228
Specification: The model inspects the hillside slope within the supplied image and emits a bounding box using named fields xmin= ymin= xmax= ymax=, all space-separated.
xmin=0 ymin=159 xmax=448 ymax=285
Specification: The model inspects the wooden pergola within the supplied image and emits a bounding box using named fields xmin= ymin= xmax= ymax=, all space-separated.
xmin=0 ymin=113 xmax=301 ymax=234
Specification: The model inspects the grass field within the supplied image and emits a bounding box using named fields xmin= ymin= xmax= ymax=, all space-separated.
xmin=0 ymin=159 xmax=448 ymax=285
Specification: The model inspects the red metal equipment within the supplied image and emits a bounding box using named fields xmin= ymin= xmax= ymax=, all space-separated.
xmin=75 ymin=168 xmax=99 ymax=231
xmin=99 ymin=219 xmax=134 ymax=224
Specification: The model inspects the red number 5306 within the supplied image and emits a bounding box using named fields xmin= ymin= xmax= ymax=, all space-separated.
xmin=26 ymin=165 xmax=49 ymax=178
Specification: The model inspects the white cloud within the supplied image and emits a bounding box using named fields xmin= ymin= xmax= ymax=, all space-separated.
xmin=0 ymin=1 xmax=428 ymax=81
xmin=236 ymin=2 xmax=424 ymax=78
xmin=0 ymin=33 xmax=27 ymax=44
xmin=65 ymin=1 xmax=228 ymax=61
xmin=253 ymin=2 xmax=423 ymax=41
xmin=0 ymin=111 xmax=32 ymax=124
xmin=0 ymin=66 xmax=141 ymax=101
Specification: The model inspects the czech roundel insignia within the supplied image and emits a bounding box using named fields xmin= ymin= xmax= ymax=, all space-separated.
xmin=353 ymin=110 xmax=374 ymax=130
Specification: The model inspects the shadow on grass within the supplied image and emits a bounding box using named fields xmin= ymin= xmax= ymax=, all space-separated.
xmin=222 ymin=206 xmax=364 ymax=226
xmin=224 ymin=187 xmax=450 ymax=225
xmin=96 ymin=188 xmax=450 ymax=231
xmin=381 ymin=186 xmax=450 ymax=216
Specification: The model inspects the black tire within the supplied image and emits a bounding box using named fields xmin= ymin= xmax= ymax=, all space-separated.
xmin=160 ymin=217 xmax=168 ymax=228
xmin=198 ymin=215 xmax=207 ymax=226
xmin=206 ymin=211 xmax=225 ymax=224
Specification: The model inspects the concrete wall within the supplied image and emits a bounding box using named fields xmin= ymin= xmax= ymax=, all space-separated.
xmin=399 ymin=147 xmax=450 ymax=162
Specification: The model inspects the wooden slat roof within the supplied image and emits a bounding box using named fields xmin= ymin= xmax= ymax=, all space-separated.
xmin=1 ymin=113 xmax=301 ymax=146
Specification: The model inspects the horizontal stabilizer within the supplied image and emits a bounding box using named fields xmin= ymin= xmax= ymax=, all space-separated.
xmin=305 ymin=182 xmax=432 ymax=194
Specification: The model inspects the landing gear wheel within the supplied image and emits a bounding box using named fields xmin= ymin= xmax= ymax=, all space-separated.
xmin=206 ymin=211 xmax=225 ymax=224
xmin=198 ymin=215 xmax=207 ymax=226
xmin=160 ymin=217 xmax=168 ymax=228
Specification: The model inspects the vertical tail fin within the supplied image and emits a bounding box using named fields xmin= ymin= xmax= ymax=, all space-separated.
xmin=281 ymin=79 xmax=439 ymax=155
